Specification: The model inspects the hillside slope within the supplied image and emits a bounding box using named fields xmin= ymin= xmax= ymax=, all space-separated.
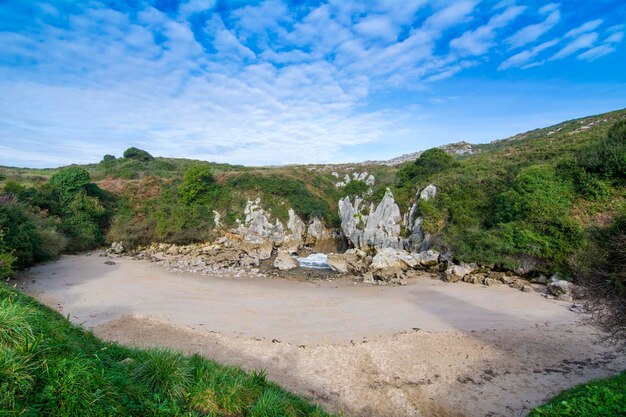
xmin=1 ymin=108 xmax=625 ymax=277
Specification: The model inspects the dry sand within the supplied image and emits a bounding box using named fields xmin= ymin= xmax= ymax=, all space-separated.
xmin=14 ymin=254 xmax=626 ymax=417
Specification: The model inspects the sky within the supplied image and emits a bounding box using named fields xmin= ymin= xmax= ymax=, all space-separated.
xmin=1 ymin=0 xmax=625 ymax=168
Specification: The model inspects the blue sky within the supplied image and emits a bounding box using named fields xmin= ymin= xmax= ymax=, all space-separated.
xmin=1 ymin=0 xmax=625 ymax=167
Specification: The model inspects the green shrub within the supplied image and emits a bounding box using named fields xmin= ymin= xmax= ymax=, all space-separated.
xmin=101 ymin=154 xmax=116 ymax=162
xmin=49 ymin=167 xmax=91 ymax=200
xmin=0 ymin=203 xmax=43 ymax=269
xmin=341 ymin=180 xmax=368 ymax=197
xmin=579 ymin=120 xmax=626 ymax=180
xmin=123 ymin=147 xmax=154 ymax=162
xmin=132 ymin=349 xmax=191 ymax=400
xmin=61 ymin=213 xmax=103 ymax=252
xmin=396 ymin=148 xmax=457 ymax=188
xmin=179 ymin=165 xmax=217 ymax=205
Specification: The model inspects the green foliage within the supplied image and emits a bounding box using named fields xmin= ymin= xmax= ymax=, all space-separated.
xmin=123 ymin=147 xmax=154 ymax=162
xmin=179 ymin=164 xmax=217 ymax=205
xmin=341 ymin=180 xmax=368 ymax=197
xmin=529 ymin=371 xmax=626 ymax=417
xmin=396 ymin=148 xmax=457 ymax=188
xmin=0 ymin=204 xmax=43 ymax=269
xmin=0 ymin=231 xmax=16 ymax=280
xmin=0 ymin=284 xmax=333 ymax=417
xmin=132 ymin=349 xmax=191 ymax=400
xmin=101 ymin=154 xmax=116 ymax=162
xmin=579 ymin=120 xmax=626 ymax=180
xmin=49 ymin=167 xmax=91 ymax=200
xmin=227 ymin=173 xmax=334 ymax=223
xmin=489 ymin=165 xmax=582 ymax=266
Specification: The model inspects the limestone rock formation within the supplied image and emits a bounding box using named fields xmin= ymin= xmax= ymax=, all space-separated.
xmin=234 ymin=199 xmax=334 ymax=252
xmin=339 ymin=189 xmax=403 ymax=252
xmin=235 ymin=199 xmax=285 ymax=245
xmin=404 ymin=184 xmax=438 ymax=252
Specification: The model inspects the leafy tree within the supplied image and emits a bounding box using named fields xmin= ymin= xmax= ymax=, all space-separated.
xmin=123 ymin=147 xmax=154 ymax=162
xmin=101 ymin=154 xmax=116 ymax=163
xmin=178 ymin=165 xmax=217 ymax=205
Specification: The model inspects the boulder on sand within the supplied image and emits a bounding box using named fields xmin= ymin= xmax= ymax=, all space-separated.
xmin=274 ymin=251 xmax=299 ymax=271
xmin=444 ymin=263 xmax=477 ymax=283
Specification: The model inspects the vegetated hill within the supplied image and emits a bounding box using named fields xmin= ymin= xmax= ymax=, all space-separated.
xmin=1 ymin=108 xmax=625 ymax=276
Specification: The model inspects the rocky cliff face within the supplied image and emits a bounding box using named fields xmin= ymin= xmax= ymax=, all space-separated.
xmin=233 ymin=198 xmax=337 ymax=253
xmin=339 ymin=185 xmax=437 ymax=253
xmin=339 ymin=189 xmax=403 ymax=252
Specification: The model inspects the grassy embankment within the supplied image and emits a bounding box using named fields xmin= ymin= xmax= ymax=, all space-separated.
xmin=0 ymin=283 xmax=332 ymax=417
xmin=528 ymin=372 xmax=626 ymax=417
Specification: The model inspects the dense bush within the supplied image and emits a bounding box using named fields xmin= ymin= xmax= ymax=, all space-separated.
xmin=227 ymin=174 xmax=334 ymax=223
xmin=179 ymin=165 xmax=218 ymax=205
xmin=0 ymin=203 xmax=44 ymax=269
xmin=579 ymin=119 xmax=626 ymax=180
xmin=123 ymin=147 xmax=154 ymax=162
xmin=49 ymin=167 xmax=91 ymax=202
xmin=0 ymin=231 xmax=16 ymax=280
xmin=396 ymin=148 xmax=457 ymax=188
xmin=341 ymin=180 xmax=368 ymax=197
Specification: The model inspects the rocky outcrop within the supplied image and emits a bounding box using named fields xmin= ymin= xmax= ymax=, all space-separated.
xmin=274 ymin=251 xmax=299 ymax=271
xmin=235 ymin=199 xmax=286 ymax=245
xmin=338 ymin=184 xmax=438 ymax=254
xmin=444 ymin=263 xmax=477 ymax=283
xmin=547 ymin=276 xmax=577 ymax=301
xmin=133 ymin=240 xmax=274 ymax=275
xmin=335 ymin=171 xmax=375 ymax=188
xmin=327 ymin=249 xmax=370 ymax=275
xmin=234 ymin=199 xmax=336 ymax=252
xmin=404 ymin=184 xmax=438 ymax=252
xmin=108 ymin=241 xmax=124 ymax=254
xmin=339 ymin=189 xmax=403 ymax=252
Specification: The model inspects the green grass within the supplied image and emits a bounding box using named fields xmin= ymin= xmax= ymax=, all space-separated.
xmin=529 ymin=372 xmax=626 ymax=417
xmin=0 ymin=284 xmax=332 ymax=417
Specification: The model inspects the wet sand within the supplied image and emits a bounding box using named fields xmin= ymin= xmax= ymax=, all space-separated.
xmin=15 ymin=254 xmax=626 ymax=417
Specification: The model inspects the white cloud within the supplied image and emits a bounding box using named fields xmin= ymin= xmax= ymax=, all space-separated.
xmin=550 ymin=32 xmax=598 ymax=60
xmin=605 ymin=32 xmax=624 ymax=44
xmin=179 ymin=0 xmax=216 ymax=18
xmin=577 ymin=45 xmax=615 ymax=61
xmin=505 ymin=5 xmax=561 ymax=48
xmin=354 ymin=15 xmax=398 ymax=42
xmin=0 ymin=0 xmax=620 ymax=167
xmin=565 ymin=19 xmax=603 ymax=38
xmin=423 ymin=1 xmax=478 ymax=31
xmin=451 ymin=4 xmax=526 ymax=56
xmin=499 ymin=39 xmax=559 ymax=69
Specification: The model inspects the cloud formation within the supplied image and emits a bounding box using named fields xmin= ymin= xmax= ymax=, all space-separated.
xmin=0 ymin=0 xmax=623 ymax=167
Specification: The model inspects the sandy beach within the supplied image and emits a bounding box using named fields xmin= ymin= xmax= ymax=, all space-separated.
xmin=14 ymin=253 xmax=626 ymax=417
